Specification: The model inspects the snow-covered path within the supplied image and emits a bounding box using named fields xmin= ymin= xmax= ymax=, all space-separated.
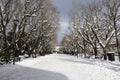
xmin=0 ymin=54 xmax=120 ymax=80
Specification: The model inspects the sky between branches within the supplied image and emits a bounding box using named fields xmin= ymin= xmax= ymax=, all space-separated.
xmin=51 ymin=0 xmax=93 ymax=44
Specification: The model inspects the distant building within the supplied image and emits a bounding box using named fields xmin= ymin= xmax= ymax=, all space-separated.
xmin=53 ymin=46 xmax=62 ymax=54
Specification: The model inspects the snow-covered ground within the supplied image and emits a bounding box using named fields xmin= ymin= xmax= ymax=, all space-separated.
xmin=0 ymin=54 xmax=120 ymax=80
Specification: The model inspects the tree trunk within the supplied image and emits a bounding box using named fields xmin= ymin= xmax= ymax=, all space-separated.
xmin=115 ymin=29 xmax=120 ymax=61
xmin=94 ymin=40 xmax=97 ymax=57
xmin=103 ymin=49 xmax=107 ymax=60
xmin=94 ymin=47 xmax=97 ymax=57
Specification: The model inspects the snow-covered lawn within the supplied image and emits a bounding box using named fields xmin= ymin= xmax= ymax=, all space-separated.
xmin=0 ymin=54 xmax=120 ymax=80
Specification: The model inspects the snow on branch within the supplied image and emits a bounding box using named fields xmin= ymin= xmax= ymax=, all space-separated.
xmin=88 ymin=23 xmax=105 ymax=49
xmin=105 ymin=30 xmax=115 ymax=48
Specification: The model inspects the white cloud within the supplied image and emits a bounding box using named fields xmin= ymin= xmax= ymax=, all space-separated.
xmin=57 ymin=21 xmax=68 ymax=44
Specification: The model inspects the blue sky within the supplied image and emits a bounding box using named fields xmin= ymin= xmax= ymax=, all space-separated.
xmin=51 ymin=0 xmax=92 ymax=44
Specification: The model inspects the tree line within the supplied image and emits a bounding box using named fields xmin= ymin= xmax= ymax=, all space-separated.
xmin=0 ymin=0 xmax=59 ymax=64
xmin=61 ymin=0 xmax=120 ymax=61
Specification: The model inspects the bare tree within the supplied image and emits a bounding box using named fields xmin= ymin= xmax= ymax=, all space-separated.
xmin=67 ymin=0 xmax=118 ymax=60
xmin=0 ymin=0 xmax=59 ymax=64
xmin=102 ymin=0 xmax=120 ymax=61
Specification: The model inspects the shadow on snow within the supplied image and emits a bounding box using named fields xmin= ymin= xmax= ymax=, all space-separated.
xmin=0 ymin=64 xmax=69 ymax=80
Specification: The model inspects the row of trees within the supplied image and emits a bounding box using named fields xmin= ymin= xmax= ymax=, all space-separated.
xmin=61 ymin=0 xmax=120 ymax=61
xmin=0 ymin=0 xmax=59 ymax=64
